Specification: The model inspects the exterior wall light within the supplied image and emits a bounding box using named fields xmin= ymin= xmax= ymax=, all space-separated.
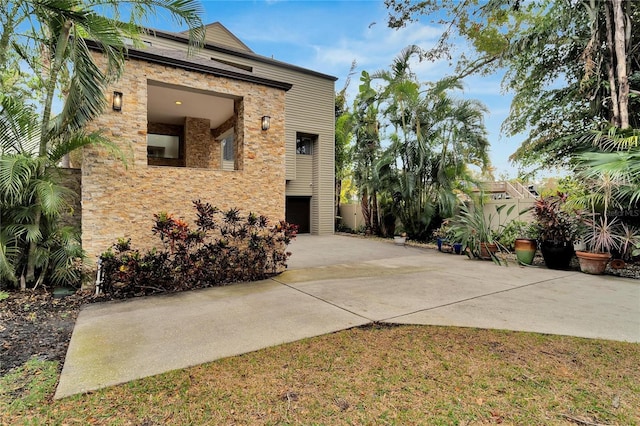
xmin=261 ymin=115 xmax=270 ymax=131
xmin=112 ymin=91 xmax=123 ymax=111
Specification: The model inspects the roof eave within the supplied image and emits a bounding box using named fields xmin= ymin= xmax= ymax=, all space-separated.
xmin=86 ymin=40 xmax=293 ymax=92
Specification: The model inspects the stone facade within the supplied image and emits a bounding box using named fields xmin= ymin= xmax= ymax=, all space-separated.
xmin=55 ymin=168 xmax=82 ymax=230
xmin=82 ymin=56 xmax=287 ymax=261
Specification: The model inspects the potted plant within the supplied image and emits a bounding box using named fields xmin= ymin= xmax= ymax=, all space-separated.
xmin=432 ymin=221 xmax=451 ymax=252
xmin=614 ymin=223 xmax=640 ymax=268
xmin=509 ymin=222 xmax=540 ymax=266
xmin=449 ymin=200 xmax=511 ymax=263
xmin=533 ymin=193 xmax=580 ymax=270
xmin=573 ymin=171 xmax=624 ymax=274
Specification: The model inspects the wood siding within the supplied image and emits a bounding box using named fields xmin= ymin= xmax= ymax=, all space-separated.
xmin=286 ymin=155 xmax=313 ymax=196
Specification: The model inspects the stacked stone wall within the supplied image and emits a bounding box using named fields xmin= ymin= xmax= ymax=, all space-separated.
xmin=55 ymin=168 xmax=82 ymax=230
xmin=82 ymin=56 xmax=287 ymax=261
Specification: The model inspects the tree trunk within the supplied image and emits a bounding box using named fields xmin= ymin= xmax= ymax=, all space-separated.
xmin=25 ymin=208 xmax=42 ymax=289
xmin=604 ymin=1 xmax=621 ymax=126
xmin=361 ymin=189 xmax=371 ymax=232
xmin=612 ymin=0 xmax=630 ymax=128
xmin=371 ymin=191 xmax=380 ymax=235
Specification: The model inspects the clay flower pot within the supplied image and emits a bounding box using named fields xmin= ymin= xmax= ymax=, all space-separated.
xmin=479 ymin=242 xmax=498 ymax=260
xmin=514 ymin=238 xmax=537 ymax=265
xmin=575 ymin=251 xmax=610 ymax=275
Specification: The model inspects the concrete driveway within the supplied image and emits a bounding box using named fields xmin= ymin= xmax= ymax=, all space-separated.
xmin=55 ymin=234 xmax=640 ymax=399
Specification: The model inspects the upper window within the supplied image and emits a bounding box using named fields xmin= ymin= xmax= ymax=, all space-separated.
xmin=296 ymin=134 xmax=315 ymax=155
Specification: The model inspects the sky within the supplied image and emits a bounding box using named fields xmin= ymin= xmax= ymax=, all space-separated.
xmin=151 ymin=0 xmax=528 ymax=179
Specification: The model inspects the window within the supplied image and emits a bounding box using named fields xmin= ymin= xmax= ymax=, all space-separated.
xmin=147 ymin=134 xmax=180 ymax=159
xmin=147 ymin=130 xmax=184 ymax=167
xmin=222 ymin=134 xmax=234 ymax=161
xmin=296 ymin=134 xmax=315 ymax=155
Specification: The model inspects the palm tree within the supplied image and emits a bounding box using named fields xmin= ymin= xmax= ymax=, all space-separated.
xmin=371 ymin=47 xmax=490 ymax=240
xmin=0 ymin=0 xmax=204 ymax=289
xmin=352 ymin=70 xmax=382 ymax=234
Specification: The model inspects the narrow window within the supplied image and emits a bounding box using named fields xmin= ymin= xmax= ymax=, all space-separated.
xmin=223 ymin=134 xmax=234 ymax=161
xmin=221 ymin=131 xmax=235 ymax=171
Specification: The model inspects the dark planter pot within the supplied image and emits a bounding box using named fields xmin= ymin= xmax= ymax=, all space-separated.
xmin=479 ymin=242 xmax=498 ymax=260
xmin=540 ymin=241 xmax=575 ymax=270
xmin=437 ymin=238 xmax=450 ymax=252
xmin=453 ymin=243 xmax=463 ymax=255
xmin=514 ymin=238 xmax=537 ymax=265
xmin=575 ymin=251 xmax=610 ymax=275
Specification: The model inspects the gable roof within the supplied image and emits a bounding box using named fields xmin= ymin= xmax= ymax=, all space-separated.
xmin=151 ymin=25 xmax=338 ymax=82
xmin=180 ymin=22 xmax=253 ymax=53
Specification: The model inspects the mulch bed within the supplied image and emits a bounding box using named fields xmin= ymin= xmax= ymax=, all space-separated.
xmin=0 ymin=290 xmax=96 ymax=375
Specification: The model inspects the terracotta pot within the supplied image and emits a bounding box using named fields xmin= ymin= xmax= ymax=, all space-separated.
xmin=479 ymin=242 xmax=498 ymax=260
xmin=576 ymin=251 xmax=610 ymax=275
xmin=514 ymin=238 xmax=537 ymax=265
xmin=540 ymin=241 xmax=574 ymax=270
xmin=609 ymin=259 xmax=626 ymax=269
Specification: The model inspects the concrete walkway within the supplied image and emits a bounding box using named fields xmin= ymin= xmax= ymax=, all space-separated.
xmin=55 ymin=235 xmax=640 ymax=399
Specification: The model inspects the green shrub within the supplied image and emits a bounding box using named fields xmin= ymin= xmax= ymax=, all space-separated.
xmin=99 ymin=201 xmax=297 ymax=298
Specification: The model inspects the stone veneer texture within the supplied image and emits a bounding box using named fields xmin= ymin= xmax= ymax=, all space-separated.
xmin=82 ymin=56 xmax=287 ymax=261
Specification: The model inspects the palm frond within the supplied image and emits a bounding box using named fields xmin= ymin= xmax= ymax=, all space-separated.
xmin=34 ymin=178 xmax=73 ymax=218
xmin=0 ymin=155 xmax=39 ymax=204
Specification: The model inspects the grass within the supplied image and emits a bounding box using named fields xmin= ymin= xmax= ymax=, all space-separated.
xmin=2 ymin=325 xmax=639 ymax=425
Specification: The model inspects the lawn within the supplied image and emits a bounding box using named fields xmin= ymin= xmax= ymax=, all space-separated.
xmin=2 ymin=324 xmax=639 ymax=425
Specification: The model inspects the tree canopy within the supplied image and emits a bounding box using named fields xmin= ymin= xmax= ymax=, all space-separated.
xmin=385 ymin=0 xmax=640 ymax=171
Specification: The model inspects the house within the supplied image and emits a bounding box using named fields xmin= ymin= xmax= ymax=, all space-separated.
xmin=80 ymin=23 xmax=336 ymax=261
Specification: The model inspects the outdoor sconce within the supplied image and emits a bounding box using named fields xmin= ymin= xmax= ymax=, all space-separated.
xmin=112 ymin=91 xmax=123 ymax=111
xmin=261 ymin=115 xmax=270 ymax=131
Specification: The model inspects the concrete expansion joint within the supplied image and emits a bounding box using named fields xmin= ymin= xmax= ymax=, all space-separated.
xmin=378 ymin=275 xmax=580 ymax=324
xmin=269 ymin=276 xmax=374 ymax=322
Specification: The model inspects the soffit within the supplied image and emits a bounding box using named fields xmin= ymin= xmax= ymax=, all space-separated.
xmin=147 ymin=82 xmax=235 ymax=129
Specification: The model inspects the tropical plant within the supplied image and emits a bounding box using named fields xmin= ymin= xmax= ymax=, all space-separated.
xmin=99 ymin=201 xmax=297 ymax=298
xmin=618 ymin=223 xmax=640 ymax=261
xmin=370 ymin=47 xmax=490 ymax=241
xmin=533 ymin=193 xmax=581 ymax=245
xmin=448 ymin=199 xmax=512 ymax=262
xmin=385 ymin=0 xmax=640 ymax=172
xmin=351 ymin=70 xmax=382 ymax=235
xmin=335 ymin=61 xmax=356 ymax=227
xmin=0 ymin=0 xmax=204 ymax=289
xmin=497 ymin=220 xmax=529 ymax=251
xmin=0 ymin=152 xmax=87 ymax=289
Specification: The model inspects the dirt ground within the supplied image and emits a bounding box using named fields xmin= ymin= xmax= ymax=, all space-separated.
xmin=0 ymin=290 xmax=97 ymax=375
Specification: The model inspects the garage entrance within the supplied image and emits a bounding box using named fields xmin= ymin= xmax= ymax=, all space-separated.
xmin=286 ymin=196 xmax=311 ymax=234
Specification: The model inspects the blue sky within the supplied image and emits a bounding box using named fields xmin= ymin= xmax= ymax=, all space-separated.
xmin=152 ymin=0 xmax=525 ymax=178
